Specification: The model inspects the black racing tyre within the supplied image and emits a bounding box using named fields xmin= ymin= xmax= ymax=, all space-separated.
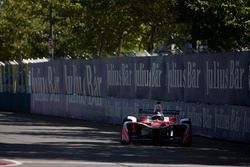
xmin=120 ymin=130 xmax=130 ymax=145
xmin=180 ymin=118 xmax=192 ymax=146
xmin=121 ymin=139 xmax=128 ymax=145
xmin=181 ymin=135 xmax=192 ymax=147
xmin=122 ymin=118 xmax=132 ymax=123
xmin=152 ymin=129 xmax=161 ymax=145
xmin=181 ymin=118 xmax=192 ymax=126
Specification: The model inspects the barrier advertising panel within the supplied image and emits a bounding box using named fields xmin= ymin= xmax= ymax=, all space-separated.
xmin=30 ymin=52 xmax=250 ymax=106
xmin=3 ymin=51 xmax=250 ymax=143
xmin=31 ymin=94 xmax=250 ymax=143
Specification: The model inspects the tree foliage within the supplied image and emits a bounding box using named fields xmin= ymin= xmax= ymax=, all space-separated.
xmin=187 ymin=0 xmax=250 ymax=51
xmin=0 ymin=0 xmax=249 ymax=60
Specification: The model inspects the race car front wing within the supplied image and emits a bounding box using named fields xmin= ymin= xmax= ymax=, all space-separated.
xmin=121 ymin=122 xmax=192 ymax=145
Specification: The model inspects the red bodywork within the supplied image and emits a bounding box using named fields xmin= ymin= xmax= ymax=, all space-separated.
xmin=121 ymin=114 xmax=192 ymax=146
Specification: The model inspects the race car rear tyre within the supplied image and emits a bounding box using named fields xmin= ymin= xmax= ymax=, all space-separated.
xmin=180 ymin=118 xmax=192 ymax=146
xmin=180 ymin=118 xmax=192 ymax=127
xmin=181 ymin=130 xmax=192 ymax=147
xmin=181 ymin=136 xmax=192 ymax=147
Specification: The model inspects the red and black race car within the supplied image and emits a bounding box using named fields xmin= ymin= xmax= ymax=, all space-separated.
xmin=121 ymin=103 xmax=192 ymax=146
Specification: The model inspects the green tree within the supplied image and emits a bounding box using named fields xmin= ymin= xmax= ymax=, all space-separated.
xmin=0 ymin=0 xmax=48 ymax=61
xmin=0 ymin=0 xmax=249 ymax=61
xmin=186 ymin=0 xmax=250 ymax=51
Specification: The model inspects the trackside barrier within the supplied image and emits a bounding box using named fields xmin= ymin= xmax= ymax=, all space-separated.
xmin=0 ymin=93 xmax=30 ymax=112
xmin=30 ymin=52 xmax=250 ymax=106
xmin=31 ymin=94 xmax=250 ymax=143
xmin=1 ymin=52 xmax=250 ymax=142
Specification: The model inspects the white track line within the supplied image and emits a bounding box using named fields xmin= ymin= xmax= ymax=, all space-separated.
xmin=20 ymin=160 xmax=236 ymax=167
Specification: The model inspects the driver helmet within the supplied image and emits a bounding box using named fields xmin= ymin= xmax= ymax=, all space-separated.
xmin=152 ymin=111 xmax=164 ymax=121
xmin=153 ymin=111 xmax=162 ymax=116
xmin=152 ymin=101 xmax=164 ymax=120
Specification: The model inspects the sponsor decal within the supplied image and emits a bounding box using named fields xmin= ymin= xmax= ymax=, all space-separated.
xmin=206 ymin=60 xmax=245 ymax=95
xmin=166 ymin=61 xmax=201 ymax=92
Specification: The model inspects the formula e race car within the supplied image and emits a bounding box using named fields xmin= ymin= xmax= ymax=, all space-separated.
xmin=121 ymin=103 xmax=192 ymax=146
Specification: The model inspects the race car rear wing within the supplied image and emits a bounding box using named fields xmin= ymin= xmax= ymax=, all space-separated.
xmin=138 ymin=109 xmax=180 ymax=115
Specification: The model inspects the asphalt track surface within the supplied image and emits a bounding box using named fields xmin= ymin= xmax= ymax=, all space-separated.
xmin=0 ymin=112 xmax=250 ymax=167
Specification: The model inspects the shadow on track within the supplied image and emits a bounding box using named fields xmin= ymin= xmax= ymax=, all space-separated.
xmin=0 ymin=112 xmax=250 ymax=166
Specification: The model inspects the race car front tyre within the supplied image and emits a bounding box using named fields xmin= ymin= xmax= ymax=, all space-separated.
xmin=121 ymin=139 xmax=130 ymax=145
xmin=120 ymin=129 xmax=130 ymax=145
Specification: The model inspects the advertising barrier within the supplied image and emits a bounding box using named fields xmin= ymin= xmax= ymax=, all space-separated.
xmin=1 ymin=52 xmax=250 ymax=142
xmin=30 ymin=52 xmax=250 ymax=106
xmin=31 ymin=94 xmax=250 ymax=143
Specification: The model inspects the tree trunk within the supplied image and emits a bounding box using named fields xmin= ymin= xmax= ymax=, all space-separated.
xmin=147 ymin=25 xmax=156 ymax=53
